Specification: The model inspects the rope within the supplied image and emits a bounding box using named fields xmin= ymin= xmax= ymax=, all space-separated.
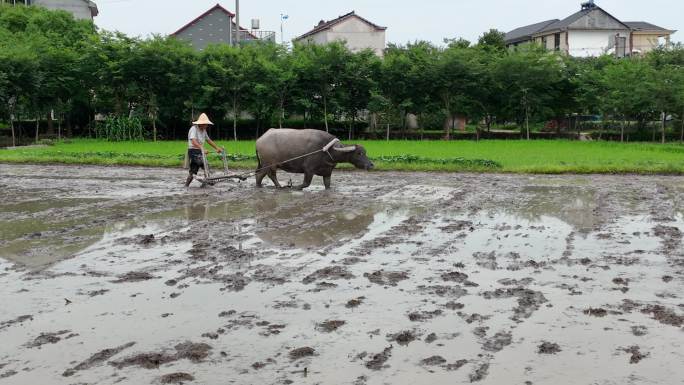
xmin=198 ymin=138 xmax=340 ymax=184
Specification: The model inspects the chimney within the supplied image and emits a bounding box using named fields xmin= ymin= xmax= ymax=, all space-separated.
xmin=581 ymin=0 xmax=596 ymax=10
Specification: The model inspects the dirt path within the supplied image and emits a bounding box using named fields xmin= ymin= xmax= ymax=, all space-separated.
xmin=0 ymin=164 xmax=682 ymax=385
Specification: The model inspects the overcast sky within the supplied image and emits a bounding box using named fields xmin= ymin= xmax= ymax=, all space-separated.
xmin=94 ymin=0 xmax=681 ymax=45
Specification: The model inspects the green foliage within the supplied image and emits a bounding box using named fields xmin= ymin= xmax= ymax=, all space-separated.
xmin=372 ymin=155 xmax=501 ymax=168
xmin=477 ymin=29 xmax=506 ymax=51
xmin=1 ymin=3 xmax=684 ymax=145
xmin=1 ymin=139 xmax=683 ymax=174
xmin=95 ymin=116 xmax=144 ymax=141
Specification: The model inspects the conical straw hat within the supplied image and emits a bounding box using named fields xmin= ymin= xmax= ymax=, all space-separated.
xmin=192 ymin=113 xmax=214 ymax=125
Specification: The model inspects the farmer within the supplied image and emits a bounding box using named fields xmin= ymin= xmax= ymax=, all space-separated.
xmin=185 ymin=113 xmax=223 ymax=187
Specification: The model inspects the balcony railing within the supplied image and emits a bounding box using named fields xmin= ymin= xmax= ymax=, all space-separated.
xmin=240 ymin=30 xmax=276 ymax=43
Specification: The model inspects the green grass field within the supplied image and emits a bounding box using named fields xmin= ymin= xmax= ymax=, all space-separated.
xmin=1 ymin=139 xmax=684 ymax=174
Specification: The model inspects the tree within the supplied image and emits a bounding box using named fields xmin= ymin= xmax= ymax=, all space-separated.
xmin=477 ymin=29 xmax=506 ymax=52
xmin=378 ymin=44 xmax=415 ymax=136
xmin=339 ymin=49 xmax=381 ymax=139
xmin=444 ymin=37 xmax=471 ymax=49
xmin=433 ymin=46 xmax=482 ymax=139
xmin=292 ymin=42 xmax=347 ymax=132
xmin=493 ymin=46 xmax=566 ymax=139
xmin=126 ymin=36 xmax=197 ymax=141
xmin=601 ymin=59 xmax=656 ymax=142
xmin=243 ymin=43 xmax=281 ymax=137
xmin=201 ymin=43 xmax=250 ymax=141
xmin=0 ymin=39 xmax=38 ymax=146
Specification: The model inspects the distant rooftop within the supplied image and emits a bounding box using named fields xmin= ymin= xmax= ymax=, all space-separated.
xmin=294 ymin=11 xmax=386 ymax=41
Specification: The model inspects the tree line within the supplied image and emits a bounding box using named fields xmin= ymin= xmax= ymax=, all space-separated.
xmin=1 ymin=4 xmax=683 ymax=145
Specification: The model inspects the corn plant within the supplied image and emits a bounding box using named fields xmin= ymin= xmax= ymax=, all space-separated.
xmin=95 ymin=116 xmax=145 ymax=142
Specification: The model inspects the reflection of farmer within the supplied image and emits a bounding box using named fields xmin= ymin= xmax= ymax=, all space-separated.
xmin=185 ymin=113 xmax=223 ymax=187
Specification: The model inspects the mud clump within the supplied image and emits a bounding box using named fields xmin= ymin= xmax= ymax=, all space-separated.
xmin=537 ymin=341 xmax=562 ymax=354
xmin=110 ymin=341 xmax=211 ymax=369
xmin=175 ymin=342 xmax=212 ymax=362
xmin=289 ymin=347 xmax=315 ymax=360
xmin=110 ymin=352 xmax=177 ymax=369
xmin=583 ymin=307 xmax=608 ymax=317
xmin=439 ymin=220 xmax=473 ymax=233
xmin=653 ymin=225 xmax=682 ymax=252
xmin=115 ymin=234 xmax=155 ymax=246
xmin=622 ymin=346 xmax=649 ymax=364
xmin=26 ymin=330 xmax=70 ymax=348
xmin=420 ymin=355 xmax=447 ymax=366
xmin=417 ymin=285 xmax=467 ymax=298
xmin=482 ymin=287 xmax=547 ymax=320
xmin=159 ymin=372 xmax=195 ymax=384
xmin=631 ymin=325 xmax=648 ymax=336
xmin=640 ymin=305 xmax=683 ymax=327
xmin=408 ymin=309 xmax=443 ymax=322
xmin=63 ymin=342 xmax=136 ymax=376
xmin=317 ymin=320 xmax=346 ymax=333
xmin=364 ymin=270 xmax=409 ymax=286
xmin=445 ymin=359 xmax=468 ymax=371
xmin=112 ymin=271 xmax=155 ymax=283
xmin=252 ymin=265 xmax=288 ymax=285
xmin=469 ymin=362 xmax=490 ymax=382
xmin=0 ymin=370 xmax=17 ymax=379
xmin=424 ymin=333 xmax=437 ymax=343
xmin=473 ymin=251 xmax=498 ymax=270
xmin=441 ymin=271 xmax=469 ymax=283
xmin=387 ymin=330 xmax=418 ymax=346
xmin=482 ymin=331 xmax=513 ymax=352
xmin=346 ymin=297 xmax=364 ymax=308
xmin=445 ymin=301 xmax=465 ymax=310
xmin=0 ymin=315 xmax=33 ymax=330
xmin=217 ymin=246 xmax=254 ymax=263
xmin=302 ymin=266 xmax=353 ymax=284
xmin=87 ymin=289 xmax=109 ymax=297
xmin=365 ymin=346 xmax=392 ymax=370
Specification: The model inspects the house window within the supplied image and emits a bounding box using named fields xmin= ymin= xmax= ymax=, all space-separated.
xmin=554 ymin=33 xmax=561 ymax=51
xmin=542 ymin=36 xmax=547 ymax=49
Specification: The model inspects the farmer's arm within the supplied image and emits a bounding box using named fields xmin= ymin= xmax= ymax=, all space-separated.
xmin=206 ymin=138 xmax=222 ymax=153
xmin=190 ymin=138 xmax=205 ymax=152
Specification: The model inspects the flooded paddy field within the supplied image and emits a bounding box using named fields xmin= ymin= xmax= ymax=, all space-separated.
xmin=0 ymin=164 xmax=682 ymax=385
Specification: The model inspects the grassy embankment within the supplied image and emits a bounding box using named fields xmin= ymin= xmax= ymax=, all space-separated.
xmin=1 ymin=139 xmax=683 ymax=174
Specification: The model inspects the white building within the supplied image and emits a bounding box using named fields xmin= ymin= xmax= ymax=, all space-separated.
xmin=505 ymin=1 xmax=675 ymax=57
xmin=3 ymin=0 xmax=98 ymax=21
xmin=294 ymin=11 xmax=386 ymax=56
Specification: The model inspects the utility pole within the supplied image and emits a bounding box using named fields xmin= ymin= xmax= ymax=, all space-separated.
xmin=280 ymin=14 xmax=289 ymax=45
xmin=235 ymin=0 xmax=240 ymax=45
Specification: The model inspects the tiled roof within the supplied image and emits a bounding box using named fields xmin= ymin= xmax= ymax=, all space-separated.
xmin=505 ymin=19 xmax=558 ymax=44
xmin=294 ymin=11 xmax=386 ymax=41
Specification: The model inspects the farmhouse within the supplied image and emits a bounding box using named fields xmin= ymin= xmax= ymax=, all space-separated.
xmin=505 ymin=0 xmax=675 ymax=57
xmin=2 ymin=0 xmax=98 ymax=20
xmin=171 ymin=3 xmax=275 ymax=51
xmin=294 ymin=11 xmax=386 ymax=56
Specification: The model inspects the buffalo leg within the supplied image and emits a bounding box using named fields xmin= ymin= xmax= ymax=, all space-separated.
xmin=323 ymin=175 xmax=332 ymax=190
xmin=255 ymin=170 xmax=268 ymax=188
xmin=295 ymin=173 xmax=314 ymax=190
xmin=268 ymin=170 xmax=282 ymax=188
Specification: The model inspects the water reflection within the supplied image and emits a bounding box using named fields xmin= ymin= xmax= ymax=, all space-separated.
xmin=501 ymin=185 xmax=598 ymax=231
xmin=170 ymin=192 xmax=377 ymax=249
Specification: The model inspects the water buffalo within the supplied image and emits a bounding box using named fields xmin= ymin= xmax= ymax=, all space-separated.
xmin=255 ymin=128 xmax=374 ymax=190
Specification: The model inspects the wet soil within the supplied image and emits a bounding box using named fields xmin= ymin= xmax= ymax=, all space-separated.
xmin=537 ymin=341 xmax=562 ymax=354
xmin=0 ymin=164 xmax=683 ymax=385
xmin=158 ymin=372 xmax=195 ymax=384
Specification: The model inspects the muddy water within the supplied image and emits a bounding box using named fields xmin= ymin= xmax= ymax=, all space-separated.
xmin=0 ymin=164 xmax=683 ymax=385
